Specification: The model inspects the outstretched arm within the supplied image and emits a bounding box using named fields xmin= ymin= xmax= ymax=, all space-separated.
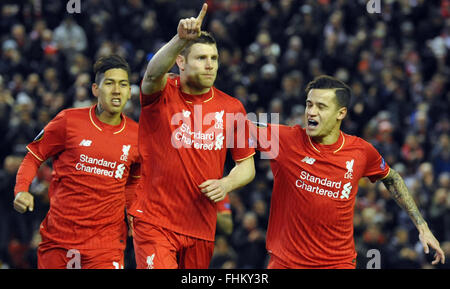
xmin=141 ymin=3 xmax=208 ymax=95
xmin=381 ymin=168 xmax=445 ymax=265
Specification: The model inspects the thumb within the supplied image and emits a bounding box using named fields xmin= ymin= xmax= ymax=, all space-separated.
xmin=28 ymin=198 xmax=34 ymax=212
xmin=420 ymin=235 xmax=429 ymax=254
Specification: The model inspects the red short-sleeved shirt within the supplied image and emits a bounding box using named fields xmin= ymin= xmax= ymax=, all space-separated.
xmin=252 ymin=123 xmax=390 ymax=268
xmin=135 ymin=77 xmax=254 ymax=241
xmin=17 ymin=106 xmax=140 ymax=250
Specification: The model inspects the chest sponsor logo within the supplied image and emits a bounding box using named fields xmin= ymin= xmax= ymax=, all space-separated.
xmin=171 ymin=106 xmax=231 ymax=151
xmin=340 ymin=182 xmax=353 ymax=199
xmin=75 ymin=154 xmax=126 ymax=180
xmin=295 ymin=170 xmax=353 ymax=200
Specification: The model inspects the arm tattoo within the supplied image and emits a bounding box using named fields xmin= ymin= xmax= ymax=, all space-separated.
xmin=382 ymin=169 xmax=426 ymax=227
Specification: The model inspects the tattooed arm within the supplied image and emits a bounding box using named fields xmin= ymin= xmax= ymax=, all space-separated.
xmin=381 ymin=168 xmax=445 ymax=265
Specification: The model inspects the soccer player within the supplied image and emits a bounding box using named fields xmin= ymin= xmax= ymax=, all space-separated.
xmin=250 ymin=75 xmax=445 ymax=269
xmin=131 ymin=3 xmax=255 ymax=269
xmin=13 ymin=55 xmax=141 ymax=269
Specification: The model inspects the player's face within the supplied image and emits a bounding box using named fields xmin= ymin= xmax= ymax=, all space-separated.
xmin=92 ymin=68 xmax=131 ymax=115
xmin=305 ymin=89 xmax=346 ymax=141
xmin=179 ymin=43 xmax=218 ymax=92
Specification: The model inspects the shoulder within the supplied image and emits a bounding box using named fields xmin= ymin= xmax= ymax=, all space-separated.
xmin=281 ymin=124 xmax=305 ymax=138
xmin=59 ymin=106 xmax=90 ymax=118
xmin=342 ymin=132 xmax=383 ymax=160
xmin=213 ymin=87 xmax=246 ymax=111
xmin=124 ymin=115 xmax=139 ymax=131
xmin=123 ymin=115 xmax=139 ymax=142
xmin=343 ymin=132 xmax=375 ymax=150
xmin=166 ymin=76 xmax=180 ymax=90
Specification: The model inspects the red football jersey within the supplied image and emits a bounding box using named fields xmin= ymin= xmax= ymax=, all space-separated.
xmin=135 ymin=77 xmax=254 ymax=241
xmin=15 ymin=105 xmax=140 ymax=250
xmin=253 ymin=123 xmax=390 ymax=268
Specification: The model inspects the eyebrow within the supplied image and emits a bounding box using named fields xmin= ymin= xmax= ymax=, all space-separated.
xmin=306 ymin=99 xmax=329 ymax=107
xmin=103 ymin=78 xmax=129 ymax=83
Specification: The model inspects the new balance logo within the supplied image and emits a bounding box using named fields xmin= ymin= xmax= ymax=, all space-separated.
xmin=79 ymin=139 xmax=92 ymax=147
xmin=302 ymin=156 xmax=316 ymax=165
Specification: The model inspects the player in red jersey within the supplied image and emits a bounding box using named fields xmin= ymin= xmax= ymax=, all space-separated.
xmin=13 ymin=55 xmax=141 ymax=269
xmin=130 ymin=3 xmax=255 ymax=269
xmin=250 ymin=75 xmax=445 ymax=268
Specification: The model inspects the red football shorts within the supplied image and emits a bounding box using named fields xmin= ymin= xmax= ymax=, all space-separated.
xmin=133 ymin=218 xmax=214 ymax=269
xmin=267 ymin=254 xmax=356 ymax=269
xmin=37 ymin=246 xmax=124 ymax=269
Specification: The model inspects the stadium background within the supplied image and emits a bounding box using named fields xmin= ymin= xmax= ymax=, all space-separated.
xmin=0 ymin=0 xmax=448 ymax=269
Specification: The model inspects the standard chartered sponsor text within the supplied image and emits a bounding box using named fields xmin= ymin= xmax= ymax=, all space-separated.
xmin=76 ymin=154 xmax=117 ymax=177
xmin=296 ymin=170 xmax=342 ymax=199
xmin=173 ymin=123 xmax=219 ymax=150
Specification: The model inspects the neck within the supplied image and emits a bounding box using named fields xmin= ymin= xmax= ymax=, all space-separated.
xmin=180 ymin=75 xmax=211 ymax=95
xmin=312 ymin=127 xmax=341 ymax=145
xmin=96 ymin=105 xmax=121 ymax=125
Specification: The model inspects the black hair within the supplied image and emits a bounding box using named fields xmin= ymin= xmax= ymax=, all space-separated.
xmin=93 ymin=54 xmax=131 ymax=84
xmin=180 ymin=31 xmax=217 ymax=59
xmin=305 ymin=75 xmax=352 ymax=109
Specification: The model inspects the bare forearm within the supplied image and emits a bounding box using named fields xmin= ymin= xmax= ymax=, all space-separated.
xmin=382 ymin=169 xmax=426 ymax=228
xmin=142 ymin=35 xmax=189 ymax=94
xmin=222 ymin=157 xmax=255 ymax=192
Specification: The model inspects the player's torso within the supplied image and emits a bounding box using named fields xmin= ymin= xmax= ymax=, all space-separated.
xmin=39 ymin=108 xmax=138 ymax=248
xmin=52 ymin=110 xmax=139 ymax=194
xmin=139 ymin=84 xmax=242 ymax=183
xmin=267 ymin=127 xmax=366 ymax=266
xmin=137 ymin=82 xmax=245 ymax=240
xmin=272 ymin=127 xmax=366 ymax=224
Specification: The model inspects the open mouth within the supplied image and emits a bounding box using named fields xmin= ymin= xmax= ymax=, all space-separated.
xmin=111 ymin=98 xmax=121 ymax=107
xmin=307 ymin=119 xmax=319 ymax=128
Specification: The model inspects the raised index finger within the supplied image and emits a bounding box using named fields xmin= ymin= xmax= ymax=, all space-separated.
xmin=196 ymin=3 xmax=208 ymax=24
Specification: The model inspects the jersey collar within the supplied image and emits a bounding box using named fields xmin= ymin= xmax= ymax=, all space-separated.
xmin=307 ymin=131 xmax=345 ymax=154
xmin=89 ymin=105 xmax=126 ymax=134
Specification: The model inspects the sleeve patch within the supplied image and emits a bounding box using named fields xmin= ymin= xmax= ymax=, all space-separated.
xmin=33 ymin=129 xmax=44 ymax=142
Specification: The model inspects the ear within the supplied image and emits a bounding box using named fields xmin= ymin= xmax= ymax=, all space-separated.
xmin=176 ymin=55 xmax=185 ymax=71
xmin=337 ymin=106 xmax=347 ymax=121
xmin=92 ymin=83 xmax=99 ymax=98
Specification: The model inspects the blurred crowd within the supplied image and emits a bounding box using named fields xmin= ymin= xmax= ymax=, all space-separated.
xmin=0 ymin=0 xmax=449 ymax=269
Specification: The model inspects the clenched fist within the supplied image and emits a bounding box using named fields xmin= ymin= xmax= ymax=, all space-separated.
xmin=14 ymin=191 xmax=34 ymax=213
